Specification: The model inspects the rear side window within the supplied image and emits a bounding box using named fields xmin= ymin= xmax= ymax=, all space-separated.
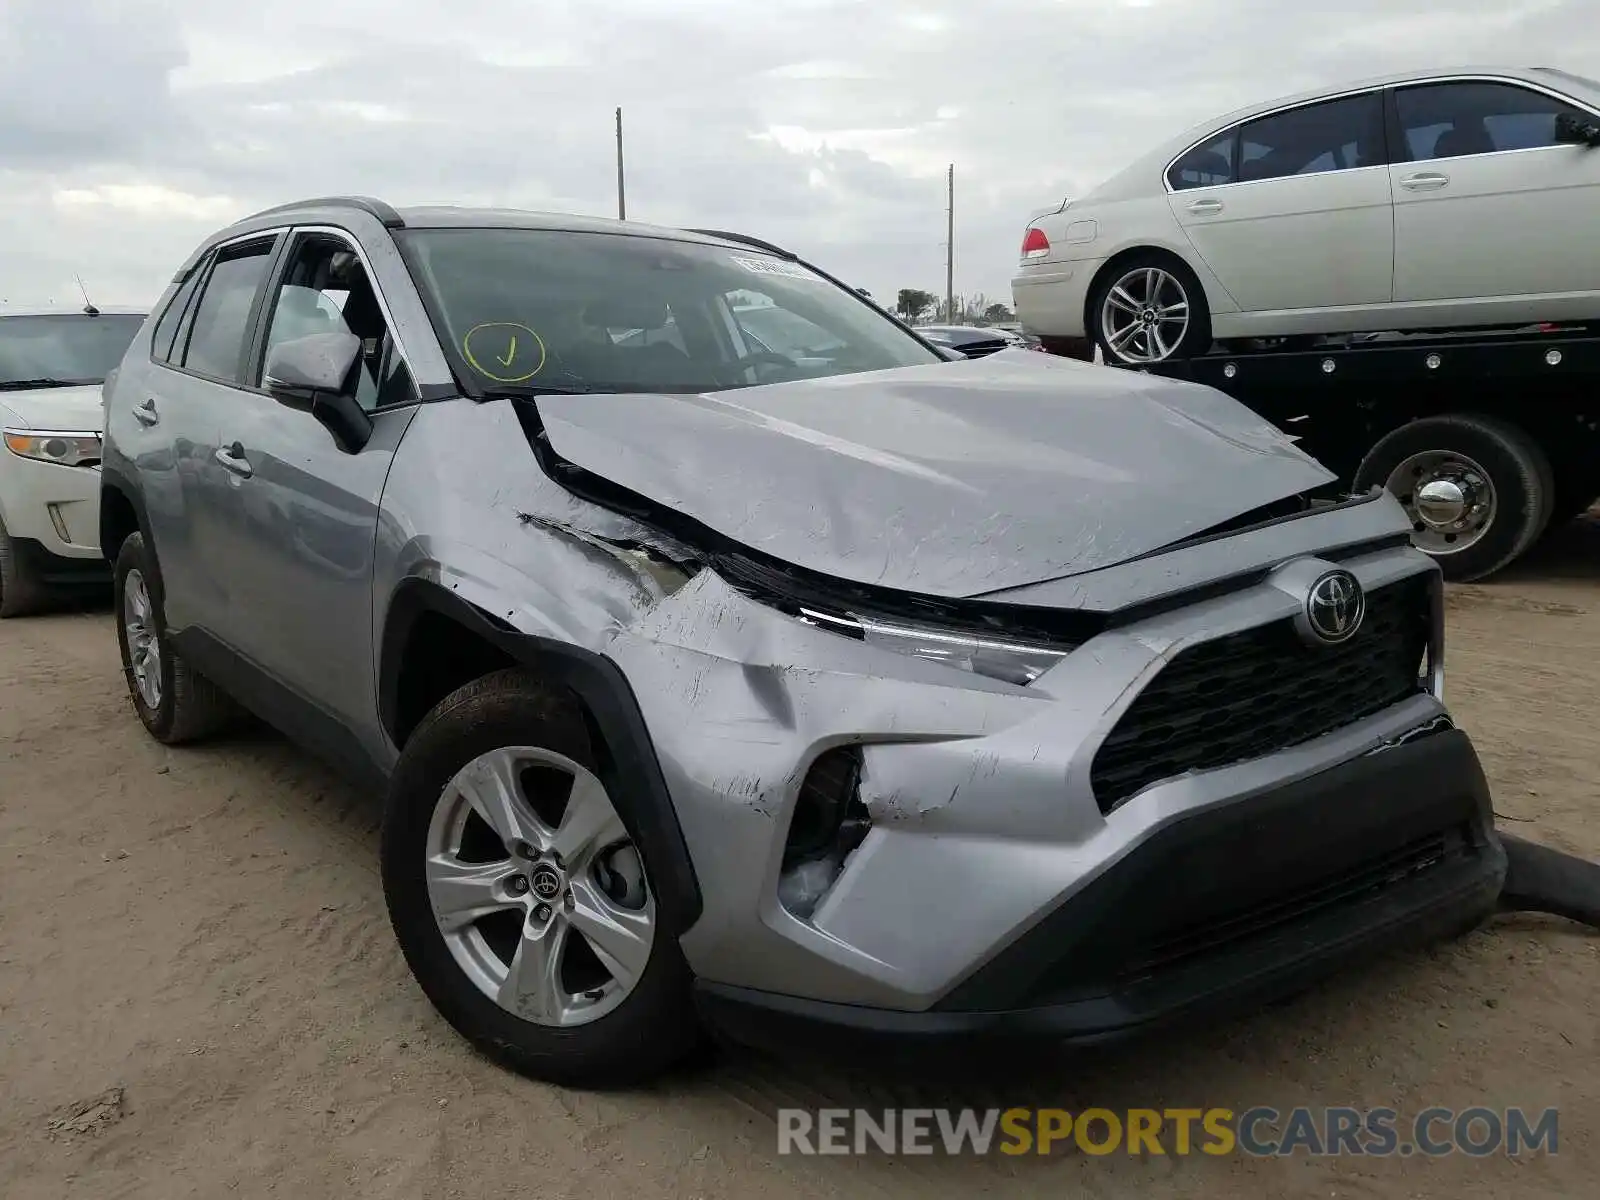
xmin=1235 ymin=92 xmax=1386 ymax=182
xmin=1394 ymin=81 xmax=1590 ymax=161
xmin=179 ymin=240 xmax=276 ymax=382
xmin=1167 ymin=133 xmax=1235 ymax=190
xmin=149 ymin=260 xmax=207 ymax=364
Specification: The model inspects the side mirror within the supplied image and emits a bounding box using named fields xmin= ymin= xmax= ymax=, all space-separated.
xmin=263 ymin=331 xmax=373 ymax=453
xmin=1555 ymin=112 xmax=1600 ymax=147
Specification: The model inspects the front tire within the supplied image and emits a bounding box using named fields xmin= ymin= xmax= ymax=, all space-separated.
xmin=380 ymin=669 xmax=702 ymax=1088
xmin=1089 ymin=253 xmax=1212 ymax=365
xmin=113 ymin=531 xmax=237 ymax=743
xmin=0 ymin=515 xmax=50 ymax=618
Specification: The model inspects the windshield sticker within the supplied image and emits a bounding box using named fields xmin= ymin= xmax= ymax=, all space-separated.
xmin=729 ymin=255 xmax=814 ymax=281
xmin=462 ymin=322 xmax=547 ymax=383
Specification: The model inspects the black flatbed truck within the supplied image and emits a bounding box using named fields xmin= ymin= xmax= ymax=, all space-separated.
xmin=1101 ymin=325 xmax=1600 ymax=581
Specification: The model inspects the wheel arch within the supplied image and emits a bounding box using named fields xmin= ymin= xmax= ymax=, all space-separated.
xmin=98 ymin=468 xmax=149 ymax=565
xmin=377 ymin=576 xmax=704 ymax=933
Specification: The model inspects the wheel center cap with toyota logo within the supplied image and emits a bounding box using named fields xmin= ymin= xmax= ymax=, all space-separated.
xmin=1304 ymin=569 xmax=1365 ymax=644
xmin=529 ymin=865 xmax=564 ymax=901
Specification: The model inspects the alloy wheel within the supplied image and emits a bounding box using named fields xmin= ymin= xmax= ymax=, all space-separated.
xmin=122 ymin=567 xmax=163 ymax=709
xmin=1100 ymin=266 xmax=1191 ymax=363
xmin=424 ymin=745 xmax=655 ymax=1027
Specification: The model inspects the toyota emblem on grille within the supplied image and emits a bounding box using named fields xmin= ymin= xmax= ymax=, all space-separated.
xmin=1304 ymin=570 xmax=1365 ymax=644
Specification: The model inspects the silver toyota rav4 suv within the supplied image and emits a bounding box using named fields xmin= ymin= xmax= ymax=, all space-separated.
xmin=100 ymin=196 xmax=1505 ymax=1087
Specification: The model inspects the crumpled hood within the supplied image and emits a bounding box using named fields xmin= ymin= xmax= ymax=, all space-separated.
xmin=0 ymin=385 xmax=105 ymax=433
xmin=534 ymin=351 xmax=1335 ymax=599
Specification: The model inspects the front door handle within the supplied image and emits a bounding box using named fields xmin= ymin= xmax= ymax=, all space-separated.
xmin=1186 ymin=198 xmax=1224 ymax=214
xmin=133 ymin=398 xmax=159 ymax=426
xmin=1399 ymin=171 xmax=1450 ymax=191
xmin=215 ymin=440 xmax=253 ymax=479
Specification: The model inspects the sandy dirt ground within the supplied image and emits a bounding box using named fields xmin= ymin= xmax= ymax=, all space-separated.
xmin=2 ymin=523 xmax=1597 ymax=1200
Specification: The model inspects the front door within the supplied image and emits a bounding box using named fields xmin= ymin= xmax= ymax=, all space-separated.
xmin=209 ymin=228 xmax=422 ymax=746
xmin=1168 ymin=90 xmax=1394 ymax=314
xmin=1389 ymin=78 xmax=1600 ymax=307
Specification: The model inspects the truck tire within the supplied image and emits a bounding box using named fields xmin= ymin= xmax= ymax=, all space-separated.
xmin=1354 ymin=414 xmax=1552 ymax=583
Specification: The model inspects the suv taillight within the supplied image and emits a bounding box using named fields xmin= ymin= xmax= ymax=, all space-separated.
xmin=1020 ymin=226 xmax=1050 ymax=260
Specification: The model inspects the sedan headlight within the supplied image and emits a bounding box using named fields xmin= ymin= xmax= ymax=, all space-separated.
xmin=3 ymin=429 xmax=102 ymax=468
xmin=797 ymin=605 xmax=1070 ymax=686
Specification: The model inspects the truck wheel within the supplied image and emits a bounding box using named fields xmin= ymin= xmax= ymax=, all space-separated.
xmin=1089 ymin=253 xmax=1212 ymax=365
xmin=1354 ymin=415 xmax=1552 ymax=582
xmin=380 ymin=669 xmax=703 ymax=1087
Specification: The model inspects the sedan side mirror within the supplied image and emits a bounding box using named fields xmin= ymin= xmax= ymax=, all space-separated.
xmin=1555 ymin=112 xmax=1600 ymax=147
xmin=263 ymin=331 xmax=373 ymax=453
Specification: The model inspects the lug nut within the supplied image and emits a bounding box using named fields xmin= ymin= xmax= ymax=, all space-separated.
xmin=513 ymin=841 xmax=536 ymax=860
xmin=507 ymin=875 xmax=529 ymax=895
xmin=535 ymin=903 xmax=553 ymax=921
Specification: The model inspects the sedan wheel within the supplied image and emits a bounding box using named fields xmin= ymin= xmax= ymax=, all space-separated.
xmin=1091 ymin=255 xmax=1211 ymax=365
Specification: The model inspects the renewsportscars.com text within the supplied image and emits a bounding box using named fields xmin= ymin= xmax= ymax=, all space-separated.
xmin=776 ymin=1106 xmax=1560 ymax=1158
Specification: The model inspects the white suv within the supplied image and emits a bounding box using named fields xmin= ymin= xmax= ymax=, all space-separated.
xmin=0 ymin=305 xmax=146 ymax=616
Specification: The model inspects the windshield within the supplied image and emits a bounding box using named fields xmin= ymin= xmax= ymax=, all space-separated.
xmin=0 ymin=314 xmax=145 ymax=389
xmin=396 ymin=228 xmax=942 ymax=395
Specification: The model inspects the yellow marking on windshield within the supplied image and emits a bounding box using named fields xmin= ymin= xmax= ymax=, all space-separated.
xmin=462 ymin=322 xmax=546 ymax=383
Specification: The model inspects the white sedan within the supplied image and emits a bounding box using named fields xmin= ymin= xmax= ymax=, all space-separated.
xmin=0 ymin=305 xmax=145 ymax=616
xmin=1012 ymin=66 xmax=1600 ymax=364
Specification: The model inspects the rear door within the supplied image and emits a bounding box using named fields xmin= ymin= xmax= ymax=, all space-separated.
xmin=132 ymin=234 xmax=281 ymax=637
xmin=1168 ymin=90 xmax=1394 ymax=313
xmin=1388 ymin=78 xmax=1600 ymax=306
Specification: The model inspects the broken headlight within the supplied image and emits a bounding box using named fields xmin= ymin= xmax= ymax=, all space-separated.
xmin=797 ymin=605 xmax=1070 ymax=686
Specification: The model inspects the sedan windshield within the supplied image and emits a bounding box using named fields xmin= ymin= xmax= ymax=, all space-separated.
xmin=0 ymin=314 xmax=145 ymax=389
xmin=397 ymin=228 xmax=942 ymax=395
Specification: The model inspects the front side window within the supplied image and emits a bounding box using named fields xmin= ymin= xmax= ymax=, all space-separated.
xmin=1236 ymin=92 xmax=1385 ymax=182
xmin=396 ymin=227 xmax=942 ymax=396
xmin=150 ymin=263 xmax=206 ymax=365
xmin=258 ymin=233 xmax=416 ymax=410
xmin=1168 ymin=133 xmax=1235 ymax=191
xmin=0 ymin=314 xmax=145 ymax=390
xmin=1395 ymin=81 xmax=1591 ymax=161
xmin=181 ymin=240 xmax=276 ymax=382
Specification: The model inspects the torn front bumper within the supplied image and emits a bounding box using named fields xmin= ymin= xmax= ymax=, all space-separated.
xmin=600 ymin=502 xmax=1488 ymax=1019
xmin=692 ymin=726 xmax=1504 ymax=1056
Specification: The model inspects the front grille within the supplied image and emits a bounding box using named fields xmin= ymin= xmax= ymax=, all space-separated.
xmin=1090 ymin=575 xmax=1431 ymax=813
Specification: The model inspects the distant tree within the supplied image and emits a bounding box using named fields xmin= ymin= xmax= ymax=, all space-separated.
xmin=983 ymin=302 xmax=1015 ymax=324
xmin=896 ymin=288 xmax=937 ymax=322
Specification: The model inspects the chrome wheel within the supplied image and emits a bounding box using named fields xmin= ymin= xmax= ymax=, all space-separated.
xmin=122 ymin=568 xmax=163 ymax=709
xmin=1100 ymin=266 xmax=1190 ymax=363
xmin=1386 ymin=451 xmax=1498 ymax=555
xmin=425 ymin=746 xmax=654 ymax=1028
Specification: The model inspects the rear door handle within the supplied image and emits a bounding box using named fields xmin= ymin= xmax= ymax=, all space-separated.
xmin=215 ymin=440 xmax=253 ymax=479
xmin=1186 ymin=199 xmax=1224 ymax=214
xmin=133 ymin=398 xmax=159 ymax=426
xmin=1399 ymin=171 xmax=1450 ymax=191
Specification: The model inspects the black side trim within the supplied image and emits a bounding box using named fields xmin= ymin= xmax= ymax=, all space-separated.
xmin=169 ymin=627 xmax=390 ymax=797
xmin=377 ymin=579 xmax=703 ymax=932
xmin=97 ymin=465 xmax=154 ymax=561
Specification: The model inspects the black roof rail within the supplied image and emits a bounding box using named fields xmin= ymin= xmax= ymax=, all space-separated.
xmin=683 ymin=228 xmax=797 ymax=260
xmin=242 ymin=195 xmax=406 ymax=229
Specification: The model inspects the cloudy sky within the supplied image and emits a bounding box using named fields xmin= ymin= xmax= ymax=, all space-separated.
xmin=0 ymin=0 xmax=1586 ymax=312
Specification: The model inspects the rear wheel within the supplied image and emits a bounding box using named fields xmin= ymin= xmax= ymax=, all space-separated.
xmin=113 ymin=532 xmax=237 ymax=743
xmin=380 ymin=669 xmax=702 ymax=1087
xmin=1354 ymin=415 xmax=1552 ymax=582
xmin=1089 ymin=253 xmax=1212 ymax=365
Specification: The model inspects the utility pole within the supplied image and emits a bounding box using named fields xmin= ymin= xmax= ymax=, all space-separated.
xmin=615 ymin=107 xmax=627 ymax=220
xmin=944 ymin=163 xmax=954 ymax=323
